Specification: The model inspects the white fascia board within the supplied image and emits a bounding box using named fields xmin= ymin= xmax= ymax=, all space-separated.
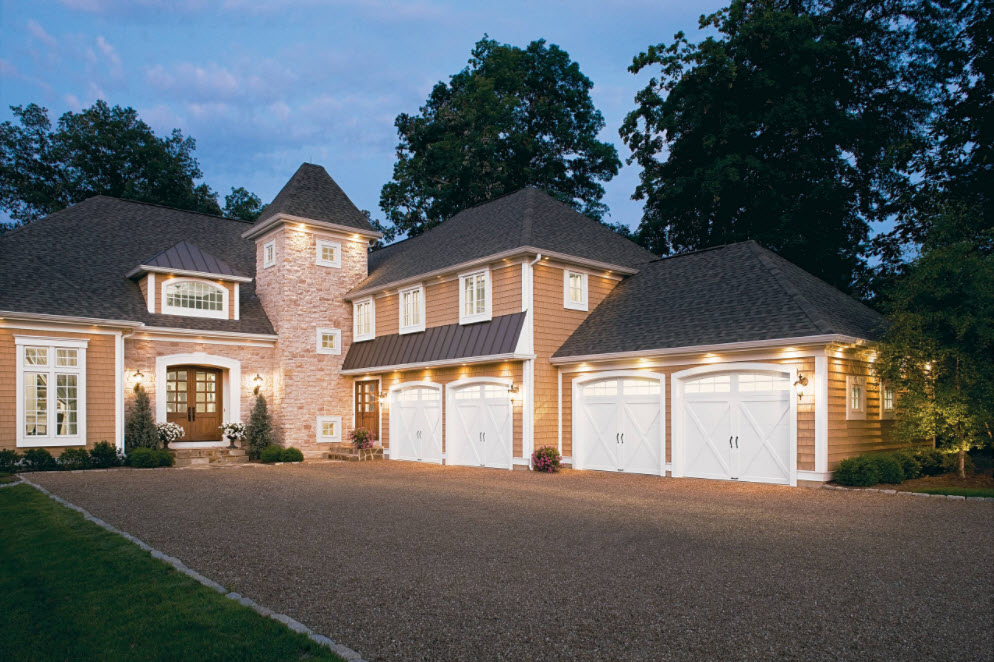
xmin=126 ymin=265 xmax=253 ymax=283
xmin=339 ymin=353 xmax=536 ymax=376
xmin=0 ymin=310 xmax=143 ymax=329
xmin=137 ymin=326 xmax=279 ymax=343
xmin=242 ymin=213 xmax=383 ymax=241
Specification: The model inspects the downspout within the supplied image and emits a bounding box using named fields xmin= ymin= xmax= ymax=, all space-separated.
xmin=522 ymin=254 xmax=542 ymax=468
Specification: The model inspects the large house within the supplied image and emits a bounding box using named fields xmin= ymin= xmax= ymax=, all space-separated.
xmin=0 ymin=163 xmax=900 ymax=485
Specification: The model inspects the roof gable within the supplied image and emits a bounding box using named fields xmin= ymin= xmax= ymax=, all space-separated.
xmin=134 ymin=240 xmax=246 ymax=279
xmin=249 ymin=163 xmax=375 ymax=234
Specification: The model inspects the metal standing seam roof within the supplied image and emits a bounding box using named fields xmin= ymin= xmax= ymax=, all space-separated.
xmin=137 ymin=240 xmax=246 ymax=278
xmin=341 ymin=312 xmax=527 ymax=372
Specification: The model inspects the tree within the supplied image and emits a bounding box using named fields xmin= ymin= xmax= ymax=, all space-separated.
xmin=125 ymin=386 xmax=159 ymax=451
xmin=380 ymin=36 xmax=621 ymax=238
xmin=245 ymin=394 xmax=275 ymax=460
xmin=0 ymin=100 xmax=260 ymax=229
xmin=224 ymin=186 xmax=264 ymax=222
xmin=620 ymin=0 xmax=961 ymax=293
xmin=873 ymin=209 xmax=994 ymax=477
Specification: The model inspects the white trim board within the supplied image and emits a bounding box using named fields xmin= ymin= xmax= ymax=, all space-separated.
xmin=154 ymin=353 xmax=242 ymax=425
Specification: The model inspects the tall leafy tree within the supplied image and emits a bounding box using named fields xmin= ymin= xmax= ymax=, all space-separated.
xmin=621 ymin=0 xmax=960 ymax=293
xmin=0 ymin=100 xmax=249 ymax=228
xmin=223 ymin=186 xmax=264 ymax=222
xmin=380 ymin=36 xmax=621 ymax=238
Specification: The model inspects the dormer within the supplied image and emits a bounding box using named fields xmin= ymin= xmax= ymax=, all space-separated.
xmin=128 ymin=241 xmax=251 ymax=321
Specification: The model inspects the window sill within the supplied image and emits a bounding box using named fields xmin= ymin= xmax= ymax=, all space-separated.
xmin=459 ymin=314 xmax=492 ymax=325
xmin=564 ymin=301 xmax=588 ymax=312
xmin=399 ymin=325 xmax=425 ymax=335
xmin=353 ymin=334 xmax=375 ymax=343
xmin=161 ymin=307 xmax=228 ymax=320
xmin=17 ymin=437 xmax=87 ymax=448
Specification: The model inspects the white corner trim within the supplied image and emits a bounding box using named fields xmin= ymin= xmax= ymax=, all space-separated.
xmin=154 ymin=353 xmax=241 ymax=425
xmin=814 ymin=353 xmax=829 ymax=474
xmin=233 ymin=283 xmax=240 ymax=321
xmin=797 ymin=470 xmax=834 ymax=482
xmin=316 ymin=327 xmax=342 ymax=355
xmin=160 ymin=277 xmax=230 ymax=320
xmin=116 ymin=330 xmax=126 ymax=453
xmin=146 ymin=272 xmax=156 ymax=314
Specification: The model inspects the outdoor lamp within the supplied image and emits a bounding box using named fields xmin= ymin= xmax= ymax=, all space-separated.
xmin=131 ymin=370 xmax=144 ymax=393
xmin=507 ymin=384 xmax=520 ymax=402
xmin=252 ymin=374 xmax=264 ymax=395
xmin=793 ymin=373 xmax=808 ymax=401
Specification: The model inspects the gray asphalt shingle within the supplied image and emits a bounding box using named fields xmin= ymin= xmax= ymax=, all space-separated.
xmin=250 ymin=162 xmax=376 ymax=233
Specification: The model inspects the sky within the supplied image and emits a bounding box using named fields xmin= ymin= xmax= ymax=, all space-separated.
xmin=0 ymin=0 xmax=726 ymax=232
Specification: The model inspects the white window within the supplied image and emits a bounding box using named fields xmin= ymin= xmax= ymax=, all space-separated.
xmin=459 ymin=268 xmax=492 ymax=324
xmin=353 ymin=298 xmax=375 ymax=342
xmin=846 ymin=375 xmax=866 ymax=420
xmin=880 ymin=381 xmax=895 ymax=419
xmin=263 ymin=239 xmax=276 ymax=268
xmin=316 ymin=415 xmax=342 ymax=443
xmin=399 ymin=284 xmax=425 ymax=334
xmin=15 ymin=337 xmax=87 ymax=447
xmin=564 ymin=269 xmax=588 ymax=311
xmin=316 ymin=327 xmax=342 ymax=355
xmin=315 ymin=238 xmax=342 ymax=268
xmin=161 ymin=278 xmax=229 ymax=319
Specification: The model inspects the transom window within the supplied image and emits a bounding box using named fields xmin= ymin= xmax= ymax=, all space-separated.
xmin=316 ymin=327 xmax=342 ymax=355
xmin=315 ymin=239 xmax=342 ymax=268
xmin=16 ymin=337 xmax=87 ymax=447
xmin=353 ymin=298 xmax=375 ymax=342
xmin=459 ymin=269 xmax=491 ymax=324
xmin=564 ymin=270 xmax=588 ymax=311
xmin=400 ymin=285 xmax=425 ymax=334
xmin=162 ymin=279 xmax=228 ymax=319
xmin=685 ymin=375 xmax=731 ymax=393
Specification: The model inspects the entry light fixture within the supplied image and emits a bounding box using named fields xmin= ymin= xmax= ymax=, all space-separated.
xmin=507 ymin=384 xmax=519 ymax=395
xmin=252 ymin=374 xmax=264 ymax=395
xmin=379 ymin=390 xmax=388 ymax=399
xmin=131 ymin=370 xmax=144 ymax=393
xmin=793 ymin=373 xmax=809 ymax=401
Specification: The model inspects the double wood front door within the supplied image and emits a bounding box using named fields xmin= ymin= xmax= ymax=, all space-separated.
xmin=354 ymin=380 xmax=380 ymax=441
xmin=165 ymin=366 xmax=223 ymax=442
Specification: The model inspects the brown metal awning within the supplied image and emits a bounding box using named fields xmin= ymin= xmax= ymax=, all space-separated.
xmin=341 ymin=312 xmax=526 ymax=373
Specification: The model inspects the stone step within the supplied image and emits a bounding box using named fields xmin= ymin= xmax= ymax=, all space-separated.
xmin=169 ymin=446 xmax=249 ymax=467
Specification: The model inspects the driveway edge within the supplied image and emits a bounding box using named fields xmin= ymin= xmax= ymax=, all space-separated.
xmin=19 ymin=477 xmax=367 ymax=662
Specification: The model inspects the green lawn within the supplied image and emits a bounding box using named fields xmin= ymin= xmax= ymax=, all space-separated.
xmin=910 ymin=486 xmax=994 ymax=498
xmin=0 ymin=472 xmax=17 ymax=484
xmin=0 ymin=485 xmax=343 ymax=661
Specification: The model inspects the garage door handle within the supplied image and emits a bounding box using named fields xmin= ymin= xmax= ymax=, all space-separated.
xmin=616 ymin=433 xmax=619 ymax=444
xmin=729 ymin=436 xmax=733 ymax=448
xmin=734 ymin=436 xmax=738 ymax=449
xmin=482 ymin=432 xmax=486 ymax=442
xmin=620 ymin=433 xmax=624 ymax=444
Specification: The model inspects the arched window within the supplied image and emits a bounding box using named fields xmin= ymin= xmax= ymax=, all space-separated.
xmin=161 ymin=279 xmax=228 ymax=318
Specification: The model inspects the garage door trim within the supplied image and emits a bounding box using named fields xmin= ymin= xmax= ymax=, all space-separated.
xmin=388 ymin=381 xmax=443 ymax=464
xmin=671 ymin=362 xmax=798 ymax=486
xmin=572 ymin=370 xmax=666 ymax=476
xmin=445 ymin=376 xmax=514 ymax=470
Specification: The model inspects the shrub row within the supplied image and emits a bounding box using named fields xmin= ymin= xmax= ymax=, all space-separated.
xmin=835 ymin=447 xmax=975 ymax=487
xmin=259 ymin=445 xmax=304 ymax=463
xmin=0 ymin=441 xmax=178 ymax=472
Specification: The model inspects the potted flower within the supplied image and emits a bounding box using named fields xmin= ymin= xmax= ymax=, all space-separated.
xmin=219 ymin=421 xmax=246 ymax=449
xmin=156 ymin=422 xmax=185 ymax=449
xmin=349 ymin=427 xmax=376 ymax=450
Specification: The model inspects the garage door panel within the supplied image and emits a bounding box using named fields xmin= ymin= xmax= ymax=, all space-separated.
xmin=737 ymin=397 xmax=790 ymax=484
xmin=446 ymin=381 xmax=513 ymax=470
xmin=684 ymin=400 xmax=733 ymax=479
xmin=575 ymin=375 xmax=664 ymax=475
xmin=390 ymin=385 xmax=442 ymax=464
xmin=620 ymin=400 xmax=661 ymax=475
xmin=578 ymin=400 xmax=619 ymax=471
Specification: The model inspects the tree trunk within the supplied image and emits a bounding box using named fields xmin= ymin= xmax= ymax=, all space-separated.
xmin=959 ymin=448 xmax=966 ymax=479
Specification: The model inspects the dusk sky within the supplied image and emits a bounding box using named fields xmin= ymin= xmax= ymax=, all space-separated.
xmin=0 ymin=0 xmax=725 ymax=233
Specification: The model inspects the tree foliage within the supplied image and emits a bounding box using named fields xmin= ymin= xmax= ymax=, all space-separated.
xmin=873 ymin=209 xmax=994 ymax=477
xmin=125 ymin=386 xmax=159 ymax=452
xmin=0 ymin=100 xmax=260 ymax=229
xmin=223 ymin=186 xmax=264 ymax=222
xmin=621 ymin=0 xmax=961 ymax=293
xmin=380 ymin=36 xmax=621 ymax=238
xmin=245 ymin=394 xmax=275 ymax=460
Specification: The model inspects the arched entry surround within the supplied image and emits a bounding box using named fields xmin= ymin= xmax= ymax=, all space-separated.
xmin=155 ymin=352 xmax=241 ymax=446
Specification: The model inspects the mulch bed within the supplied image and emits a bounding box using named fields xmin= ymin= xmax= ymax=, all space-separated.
xmin=893 ymin=468 xmax=994 ymax=492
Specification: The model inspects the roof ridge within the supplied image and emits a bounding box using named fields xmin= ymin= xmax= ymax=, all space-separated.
xmin=520 ymin=188 xmax=536 ymax=245
xmin=746 ymin=241 xmax=836 ymax=334
xmin=90 ymin=195 xmax=255 ymax=224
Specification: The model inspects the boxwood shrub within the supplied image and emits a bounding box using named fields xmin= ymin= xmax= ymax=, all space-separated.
xmin=870 ymin=453 xmax=905 ymax=484
xmin=21 ymin=448 xmax=57 ymax=472
xmin=893 ymin=450 xmax=923 ymax=480
xmin=127 ymin=448 xmax=174 ymax=468
xmin=280 ymin=447 xmax=304 ymax=463
xmin=834 ymin=455 xmax=881 ymax=487
xmin=58 ymin=448 xmax=92 ymax=471
xmin=259 ymin=444 xmax=284 ymax=463
xmin=90 ymin=441 xmax=122 ymax=468
xmin=0 ymin=449 xmax=21 ymax=473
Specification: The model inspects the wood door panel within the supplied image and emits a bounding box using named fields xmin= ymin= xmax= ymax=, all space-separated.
xmin=355 ymin=381 xmax=380 ymax=441
xmin=164 ymin=366 xmax=222 ymax=442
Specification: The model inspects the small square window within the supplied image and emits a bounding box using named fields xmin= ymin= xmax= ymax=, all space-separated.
xmin=263 ymin=240 xmax=276 ymax=268
xmin=564 ymin=270 xmax=588 ymax=311
xmin=315 ymin=239 xmax=342 ymax=268
xmin=316 ymin=327 xmax=342 ymax=355
xmin=24 ymin=347 xmax=48 ymax=367
xmin=316 ymin=415 xmax=342 ymax=443
xmin=846 ymin=375 xmax=867 ymax=420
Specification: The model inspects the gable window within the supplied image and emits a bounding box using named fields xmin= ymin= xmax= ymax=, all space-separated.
xmin=399 ymin=285 xmax=425 ymax=334
xmin=15 ymin=337 xmax=87 ymax=447
xmin=459 ymin=269 xmax=492 ymax=324
xmin=316 ymin=327 xmax=342 ymax=355
xmin=880 ymin=381 xmax=895 ymax=419
xmin=353 ymin=298 xmax=375 ymax=342
xmin=846 ymin=375 xmax=866 ymax=420
xmin=316 ymin=415 xmax=342 ymax=443
xmin=564 ymin=270 xmax=588 ymax=311
xmin=263 ymin=240 xmax=276 ymax=268
xmin=161 ymin=279 xmax=229 ymax=319
xmin=315 ymin=239 xmax=341 ymax=268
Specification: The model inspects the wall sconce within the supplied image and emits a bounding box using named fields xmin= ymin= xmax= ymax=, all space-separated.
xmin=130 ymin=370 xmax=144 ymax=393
xmin=379 ymin=390 xmax=388 ymax=400
xmin=252 ymin=374 xmax=264 ymax=395
xmin=507 ymin=384 xmax=520 ymax=402
xmin=793 ymin=373 xmax=808 ymax=401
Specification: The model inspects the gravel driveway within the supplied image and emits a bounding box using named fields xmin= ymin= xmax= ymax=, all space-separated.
xmin=30 ymin=463 xmax=994 ymax=662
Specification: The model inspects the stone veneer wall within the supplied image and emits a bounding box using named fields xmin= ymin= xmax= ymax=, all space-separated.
xmin=124 ymin=339 xmax=276 ymax=428
xmin=254 ymin=226 xmax=368 ymax=450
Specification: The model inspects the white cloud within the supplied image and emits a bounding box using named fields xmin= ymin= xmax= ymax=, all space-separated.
xmin=95 ymin=36 xmax=123 ymax=75
xmin=64 ymin=93 xmax=83 ymax=110
xmin=26 ymin=20 xmax=58 ymax=50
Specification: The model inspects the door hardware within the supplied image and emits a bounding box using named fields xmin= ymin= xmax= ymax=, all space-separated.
xmin=734 ymin=436 xmax=738 ymax=449
xmin=616 ymin=433 xmax=619 ymax=443
xmin=729 ymin=436 xmax=732 ymax=448
xmin=620 ymin=433 xmax=624 ymax=443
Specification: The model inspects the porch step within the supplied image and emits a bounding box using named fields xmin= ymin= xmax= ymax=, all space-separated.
xmin=170 ymin=447 xmax=249 ymax=467
xmin=323 ymin=443 xmax=384 ymax=462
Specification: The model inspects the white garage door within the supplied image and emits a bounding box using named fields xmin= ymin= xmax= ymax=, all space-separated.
xmin=446 ymin=380 xmax=513 ymax=469
xmin=389 ymin=383 xmax=442 ymax=463
xmin=680 ymin=371 xmax=792 ymax=484
xmin=575 ymin=375 xmax=664 ymax=475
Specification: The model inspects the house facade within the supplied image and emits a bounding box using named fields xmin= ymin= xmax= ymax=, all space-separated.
xmin=0 ymin=163 xmax=898 ymax=485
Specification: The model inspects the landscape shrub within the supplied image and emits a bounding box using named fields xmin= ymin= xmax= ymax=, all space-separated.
xmin=0 ymin=449 xmax=21 ymax=473
xmin=90 ymin=441 xmax=122 ymax=468
xmin=125 ymin=386 xmax=159 ymax=450
xmin=834 ymin=455 xmax=881 ymax=487
xmin=869 ymin=453 xmax=905 ymax=484
xmin=893 ymin=450 xmax=923 ymax=480
xmin=21 ymin=448 xmax=57 ymax=472
xmin=531 ymin=445 xmax=562 ymax=473
xmin=941 ymin=452 xmax=975 ymax=476
xmin=259 ymin=444 xmax=284 ymax=463
xmin=911 ymin=448 xmax=945 ymax=476
xmin=58 ymin=448 xmax=91 ymax=471
xmin=245 ymin=395 xmax=275 ymax=460
xmin=280 ymin=447 xmax=304 ymax=463
xmin=126 ymin=448 xmax=174 ymax=468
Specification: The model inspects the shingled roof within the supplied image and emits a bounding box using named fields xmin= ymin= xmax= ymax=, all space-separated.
xmin=553 ymin=241 xmax=885 ymax=359
xmin=353 ymin=187 xmax=657 ymax=296
xmin=248 ymin=162 xmax=376 ymax=234
xmin=0 ymin=197 xmax=274 ymax=335
xmin=131 ymin=240 xmax=246 ymax=279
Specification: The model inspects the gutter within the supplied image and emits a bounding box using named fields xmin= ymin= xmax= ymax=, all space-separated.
xmin=125 ymin=265 xmax=253 ymax=283
xmin=242 ymin=212 xmax=383 ymax=241
xmin=0 ymin=310 xmax=143 ymax=329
